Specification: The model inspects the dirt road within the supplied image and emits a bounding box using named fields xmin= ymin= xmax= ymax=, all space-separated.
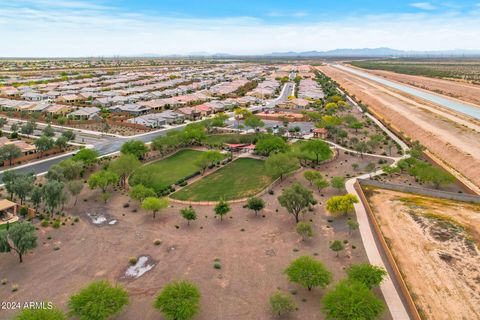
xmin=318 ymin=64 xmax=480 ymax=190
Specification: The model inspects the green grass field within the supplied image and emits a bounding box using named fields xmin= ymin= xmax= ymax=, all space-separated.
xmin=129 ymin=149 xmax=206 ymax=192
xmin=171 ymin=158 xmax=273 ymax=201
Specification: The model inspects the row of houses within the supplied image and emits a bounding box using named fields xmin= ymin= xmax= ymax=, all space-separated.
xmin=126 ymin=100 xmax=235 ymax=128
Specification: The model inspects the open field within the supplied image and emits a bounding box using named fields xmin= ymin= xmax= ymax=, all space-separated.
xmin=129 ymin=149 xmax=205 ymax=192
xmin=350 ymin=60 xmax=480 ymax=84
xmin=348 ymin=65 xmax=480 ymax=107
xmin=171 ymin=158 xmax=273 ymax=201
xmin=318 ymin=64 xmax=480 ymax=189
xmin=365 ymin=187 xmax=480 ymax=319
xmin=0 ymin=163 xmax=390 ymax=320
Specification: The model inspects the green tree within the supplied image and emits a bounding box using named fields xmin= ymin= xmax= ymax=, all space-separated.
xmin=244 ymin=115 xmax=265 ymax=130
xmin=265 ymin=153 xmax=298 ymax=180
xmin=67 ymin=180 xmax=83 ymax=206
xmin=88 ymin=170 xmax=119 ymax=193
xmin=269 ymin=292 xmax=296 ymax=317
xmin=347 ymin=220 xmax=359 ymax=235
xmin=121 ymin=140 xmax=149 ymax=159
xmin=14 ymin=306 xmax=66 ymax=320
xmin=0 ymin=222 xmax=37 ymax=263
xmin=42 ymin=124 xmax=55 ymax=137
xmin=0 ymin=144 xmax=22 ymax=166
xmin=330 ymin=176 xmax=345 ymax=192
xmin=346 ymin=263 xmax=387 ymax=289
xmin=284 ymin=256 xmax=332 ymax=291
xmin=2 ymin=170 xmax=18 ymax=199
xmin=255 ymin=135 xmax=289 ymax=156
xmin=180 ymin=206 xmax=197 ymax=225
xmin=326 ymin=194 xmax=359 ymax=216
xmin=303 ymin=170 xmax=321 ymax=185
xmin=42 ymin=180 xmax=65 ymax=215
xmin=313 ymin=177 xmax=330 ymax=192
xmin=141 ymin=197 xmax=169 ymax=219
xmin=329 ymin=240 xmax=345 ymax=257
xmin=10 ymin=123 xmax=18 ymax=132
xmin=30 ymin=185 xmax=43 ymax=212
xmin=154 ymin=280 xmax=201 ymax=320
xmin=129 ymin=184 xmax=156 ymax=202
xmin=72 ymin=148 xmax=99 ymax=167
xmin=109 ymin=154 xmax=141 ymax=188
xmin=34 ymin=135 xmax=55 ymax=156
xmin=296 ymin=222 xmax=313 ymax=241
xmin=246 ymin=197 xmax=265 ymax=216
xmin=278 ymin=183 xmax=314 ymax=223
xmin=20 ymin=121 xmax=35 ymax=135
xmin=321 ymin=280 xmax=384 ymax=320
xmin=61 ymin=130 xmax=76 ymax=141
xmin=214 ymin=198 xmax=230 ymax=221
xmin=12 ymin=172 xmax=35 ymax=205
xmin=68 ymin=280 xmax=128 ymax=320
xmin=300 ymin=140 xmax=332 ymax=164
xmin=55 ymin=136 xmax=69 ymax=151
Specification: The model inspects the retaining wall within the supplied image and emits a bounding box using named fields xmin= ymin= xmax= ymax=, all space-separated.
xmin=359 ymin=179 xmax=480 ymax=203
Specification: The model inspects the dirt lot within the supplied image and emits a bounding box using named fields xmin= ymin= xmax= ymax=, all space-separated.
xmin=0 ymin=151 xmax=392 ymax=320
xmin=352 ymin=67 xmax=480 ymax=107
xmin=319 ymin=65 xmax=480 ymax=190
xmin=366 ymin=188 xmax=480 ymax=320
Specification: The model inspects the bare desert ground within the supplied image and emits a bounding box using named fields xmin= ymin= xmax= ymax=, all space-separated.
xmin=366 ymin=187 xmax=480 ymax=320
xmin=0 ymin=151 xmax=392 ymax=320
xmin=319 ymin=65 xmax=480 ymax=190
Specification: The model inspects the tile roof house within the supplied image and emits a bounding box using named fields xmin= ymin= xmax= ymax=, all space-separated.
xmin=109 ymin=104 xmax=149 ymax=116
xmin=67 ymin=107 xmax=101 ymax=120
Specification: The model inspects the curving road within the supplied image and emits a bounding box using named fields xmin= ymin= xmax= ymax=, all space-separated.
xmin=0 ymin=81 xmax=295 ymax=182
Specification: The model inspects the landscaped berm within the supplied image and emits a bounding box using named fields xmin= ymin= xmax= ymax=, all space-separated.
xmin=129 ymin=149 xmax=206 ymax=192
xmin=171 ymin=158 xmax=274 ymax=201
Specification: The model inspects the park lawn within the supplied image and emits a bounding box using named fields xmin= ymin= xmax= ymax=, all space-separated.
xmin=129 ymin=149 xmax=206 ymax=192
xmin=290 ymin=140 xmax=332 ymax=162
xmin=171 ymin=158 xmax=273 ymax=201
xmin=0 ymin=221 xmax=17 ymax=230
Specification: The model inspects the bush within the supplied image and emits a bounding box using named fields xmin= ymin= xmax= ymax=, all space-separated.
xmin=154 ymin=281 xmax=201 ymax=320
xmin=213 ymin=262 xmax=222 ymax=269
xmin=129 ymin=257 xmax=138 ymax=265
xmin=14 ymin=307 xmax=66 ymax=320
xmin=19 ymin=207 xmax=28 ymax=217
xmin=269 ymin=292 xmax=296 ymax=317
xmin=154 ymin=239 xmax=162 ymax=246
xmin=52 ymin=220 xmax=61 ymax=229
xmin=68 ymin=281 xmax=129 ymax=320
xmin=41 ymin=220 xmax=49 ymax=227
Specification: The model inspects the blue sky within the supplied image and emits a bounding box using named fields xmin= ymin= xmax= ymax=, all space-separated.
xmin=1 ymin=0 xmax=480 ymax=57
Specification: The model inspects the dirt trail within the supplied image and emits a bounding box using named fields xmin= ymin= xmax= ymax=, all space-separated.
xmin=350 ymin=67 xmax=480 ymax=106
xmin=367 ymin=188 xmax=480 ymax=320
xmin=319 ymin=65 xmax=480 ymax=189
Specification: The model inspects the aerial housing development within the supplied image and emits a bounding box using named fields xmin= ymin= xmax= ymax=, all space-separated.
xmin=1 ymin=1 xmax=480 ymax=320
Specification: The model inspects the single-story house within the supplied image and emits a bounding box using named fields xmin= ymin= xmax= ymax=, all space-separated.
xmin=176 ymin=106 xmax=201 ymax=121
xmin=109 ymin=104 xmax=149 ymax=116
xmin=68 ymin=107 xmax=101 ymax=120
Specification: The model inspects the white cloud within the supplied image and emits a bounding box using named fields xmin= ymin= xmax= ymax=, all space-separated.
xmin=0 ymin=2 xmax=479 ymax=57
xmin=410 ymin=2 xmax=436 ymax=10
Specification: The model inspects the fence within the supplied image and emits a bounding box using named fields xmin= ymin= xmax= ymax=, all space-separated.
xmin=354 ymin=181 xmax=422 ymax=320
xmin=358 ymin=179 xmax=480 ymax=204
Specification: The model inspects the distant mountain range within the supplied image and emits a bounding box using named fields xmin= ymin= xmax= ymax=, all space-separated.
xmin=139 ymin=47 xmax=480 ymax=58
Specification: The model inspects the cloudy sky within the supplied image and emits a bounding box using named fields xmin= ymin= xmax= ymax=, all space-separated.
xmin=1 ymin=0 xmax=480 ymax=57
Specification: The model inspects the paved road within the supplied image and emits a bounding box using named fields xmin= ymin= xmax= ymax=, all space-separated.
xmin=0 ymin=81 xmax=294 ymax=181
